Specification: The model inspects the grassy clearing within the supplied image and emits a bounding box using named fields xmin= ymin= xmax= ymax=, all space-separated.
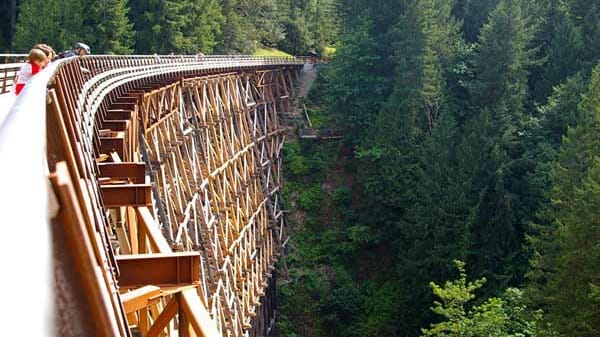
xmin=253 ymin=48 xmax=293 ymax=57
xmin=323 ymin=46 xmax=336 ymax=57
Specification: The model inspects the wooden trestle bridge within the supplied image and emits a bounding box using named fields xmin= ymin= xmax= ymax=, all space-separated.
xmin=0 ymin=55 xmax=314 ymax=336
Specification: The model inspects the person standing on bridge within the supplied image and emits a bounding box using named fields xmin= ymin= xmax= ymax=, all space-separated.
xmin=54 ymin=42 xmax=90 ymax=59
xmin=13 ymin=48 xmax=47 ymax=95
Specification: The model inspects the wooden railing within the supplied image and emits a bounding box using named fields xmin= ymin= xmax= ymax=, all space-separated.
xmin=0 ymin=53 xmax=28 ymax=64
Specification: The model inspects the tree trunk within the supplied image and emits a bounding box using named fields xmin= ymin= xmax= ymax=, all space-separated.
xmin=9 ymin=0 xmax=17 ymax=51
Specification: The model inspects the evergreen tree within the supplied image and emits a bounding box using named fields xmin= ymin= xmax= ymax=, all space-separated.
xmin=180 ymin=0 xmax=223 ymax=53
xmin=466 ymin=0 xmax=540 ymax=295
xmin=567 ymin=0 xmax=600 ymax=67
xmin=529 ymin=64 xmax=600 ymax=335
xmin=86 ymin=0 xmax=134 ymax=54
xmin=534 ymin=3 xmax=583 ymax=102
xmin=215 ymin=0 xmax=249 ymax=53
xmin=129 ymin=0 xmax=186 ymax=54
xmin=356 ymin=0 xmax=467 ymax=332
xmin=0 ymin=0 xmax=19 ymax=51
xmin=321 ymin=17 xmax=388 ymax=142
xmin=14 ymin=0 xmax=91 ymax=52
xmin=461 ymin=0 xmax=497 ymax=42
xmin=130 ymin=0 xmax=222 ymax=54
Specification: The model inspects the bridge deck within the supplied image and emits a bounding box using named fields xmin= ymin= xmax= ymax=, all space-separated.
xmin=0 ymin=54 xmax=309 ymax=337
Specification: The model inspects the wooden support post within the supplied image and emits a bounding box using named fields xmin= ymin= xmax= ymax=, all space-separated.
xmin=139 ymin=308 xmax=149 ymax=336
xmin=136 ymin=206 xmax=172 ymax=253
xmin=127 ymin=206 xmax=139 ymax=254
xmin=179 ymin=288 xmax=221 ymax=337
xmin=179 ymin=297 xmax=192 ymax=337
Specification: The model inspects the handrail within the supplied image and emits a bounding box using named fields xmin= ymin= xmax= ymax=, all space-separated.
xmin=0 ymin=63 xmax=22 ymax=94
xmin=0 ymin=54 xmax=325 ymax=94
xmin=0 ymin=54 xmax=28 ymax=64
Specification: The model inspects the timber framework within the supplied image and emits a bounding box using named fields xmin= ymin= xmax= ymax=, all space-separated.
xmin=1 ymin=55 xmax=316 ymax=336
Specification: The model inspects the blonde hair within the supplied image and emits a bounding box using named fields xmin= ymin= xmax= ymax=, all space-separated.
xmin=29 ymin=48 xmax=46 ymax=63
xmin=34 ymin=43 xmax=55 ymax=59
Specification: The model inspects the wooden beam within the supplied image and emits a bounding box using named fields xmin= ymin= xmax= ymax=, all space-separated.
xmin=116 ymin=252 xmax=200 ymax=287
xmin=106 ymin=109 xmax=133 ymax=121
xmin=101 ymin=184 xmax=152 ymax=208
xmin=179 ymin=288 xmax=221 ymax=337
xmin=136 ymin=206 xmax=172 ymax=253
xmin=99 ymin=134 xmax=126 ymax=160
xmin=145 ymin=297 xmax=178 ymax=337
xmin=120 ymin=285 xmax=161 ymax=314
xmin=100 ymin=120 xmax=129 ymax=131
xmin=98 ymin=162 xmax=146 ymax=184
xmin=127 ymin=206 xmax=139 ymax=254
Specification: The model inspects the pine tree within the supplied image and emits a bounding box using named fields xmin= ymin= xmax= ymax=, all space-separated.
xmin=567 ymin=0 xmax=600 ymax=67
xmin=180 ymin=0 xmax=223 ymax=53
xmin=356 ymin=0 xmax=467 ymax=333
xmin=130 ymin=0 xmax=223 ymax=54
xmin=86 ymin=0 xmax=134 ymax=54
xmin=534 ymin=4 xmax=583 ymax=101
xmin=14 ymin=0 xmax=91 ymax=52
xmin=215 ymin=0 xmax=248 ymax=53
xmin=461 ymin=0 xmax=497 ymax=42
xmin=530 ymin=64 xmax=600 ymax=335
xmin=129 ymin=0 xmax=186 ymax=54
xmin=466 ymin=0 xmax=540 ymax=295
xmin=321 ymin=17 xmax=388 ymax=141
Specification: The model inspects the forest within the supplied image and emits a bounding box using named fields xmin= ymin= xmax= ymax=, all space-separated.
xmin=0 ymin=0 xmax=337 ymax=55
xmin=277 ymin=0 xmax=600 ymax=336
xmin=2 ymin=0 xmax=599 ymax=336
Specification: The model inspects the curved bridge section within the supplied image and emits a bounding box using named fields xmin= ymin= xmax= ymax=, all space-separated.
xmin=3 ymin=55 xmax=305 ymax=336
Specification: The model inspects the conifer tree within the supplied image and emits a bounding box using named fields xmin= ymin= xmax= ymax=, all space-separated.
xmin=356 ymin=0 xmax=467 ymax=332
xmin=529 ymin=64 xmax=600 ymax=335
xmin=129 ymin=0 xmax=186 ymax=54
xmin=14 ymin=0 xmax=91 ymax=52
xmin=322 ymin=17 xmax=388 ymax=141
xmin=87 ymin=0 xmax=134 ymax=54
xmin=181 ymin=0 xmax=223 ymax=53
xmin=466 ymin=0 xmax=540 ymax=295
xmin=130 ymin=0 xmax=222 ymax=54
xmin=461 ymin=0 xmax=497 ymax=42
xmin=534 ymin=4 xmax=583 ymax=101
xmin=215 ymin=0 xmax=248 ymax=53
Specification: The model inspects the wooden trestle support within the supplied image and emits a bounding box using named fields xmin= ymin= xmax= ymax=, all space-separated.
xmin=44 ymin=56 xmax=302 ymax=337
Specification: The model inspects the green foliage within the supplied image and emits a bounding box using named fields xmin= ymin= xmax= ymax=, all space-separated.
xmin=471 ymin=0 xmax=540 ymax=113
xmin=298 ymin=184 xmax=323 ymax=211
xmin=87 ymin=0 xmax=134 ymax=54
xmin=529 ymin=63 xmax=600 ymax=335
xmin=460 ymin=0 xmax=498 ymax=42
xmin=130 ymin=0 xmax=223 ymax=54
xmin=321 ymin=17 xmax=389 ymax=142
xmin=534 ymin=4 xmax=583 ymax=101
xmin=14 ymin=0 xmax=91 ymax=52
xmin=422 ymin=261 xmax=551 ymax=337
